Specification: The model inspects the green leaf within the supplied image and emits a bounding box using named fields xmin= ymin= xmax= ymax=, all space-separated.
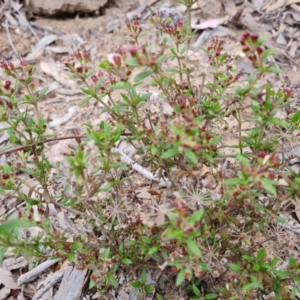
xmin=224 ymin=178 xmax=241 ymax=185
xmin=204 ymin=294 xmax=218 ymax=299
xmin=37 ymin=86 xmax=49 ymax=101
xmin=257 ymin=33 xmax=268 ymax=46
xmin=167 ymin=229 xmax=182 ymax=239
xmin=101 ymin=247 xmax=111 ymax=259
xmin=89 ymin=279 xmax=96 ymax=289
xmin=0 ymin=219 xmax=25 ymax=234
xmin=276 ymin=270 xmax=290 ymax=279
xmin=228 ymin=263 xmax=242 ymax=273
xmin=276 ymin=215 xmax=287 ymax=224
xmin=148 ymin=246 xmax=159 ymax=255
xmin=67 ymin=252 xmax=75 ymax=261
xmin=253 ymin=263 xmax=260 ymax=271
xmin=125 ymin=58 xmax=140 ymax=67
xmin=121 ymin=258 xmax=132 ymax=265
xmin=107 ymin=273 xmax=118 ymax=288
xmin=184 ymin=149 xmax=198 ymax=165
xmin=2 ymin=163 xmax=12 ymax=174
xmin=267 ymin=117 xmax=288 ymax=128
xmin=156 ymin=54 xmax=167 ymax=65
xmin=145 ymin=284 xmax=154 ymax=293
xmin=242 ymin=282 xmax=263 ymax=292
xmin=134 ymin=70 xmax=152 ymax=82
xmin=291 ymin=110 xmax=300 ymax=124
xmin=161 ymin=149 xmax=179 ymax=159
xmin=176 ymin=269 xmax=186 ymax=286
xmin=257 ymin=247 xmax=266 ymax=261
xmin=70 ymin=243 xmax=82 ymax=251
xmin=192 ymin=284 xmax=200 ymax=296
xmin=0 ymin=247 xmax=6 ymax=264
xmin=189 ymin=210 xmax=204 ymax=224
xmin=81 ymin=88 xmax=94 ymax=96
xmin=78 ymin=96 xmax=92 ymax=106
xmin=130 ymin=280 xmax=141 ymax=288
xmin=94 ymin=77 xmax=104 ymax=91
xmin=151 ymin=145 xmax=157 ymax=155
xmin=260 ymin=49 xmax=276 ymax=60
xmin=265 ymin=67 xmax=283 ymax=74
xmin=261 ymin=178 xmax=277 ymax=195
xmin=237 ymin=154 xmax=250 ymax=167
xmin=186 ymin=239 xmax=202 ymax=258
xmin=140 ymin=269 xmax=147 ymax=284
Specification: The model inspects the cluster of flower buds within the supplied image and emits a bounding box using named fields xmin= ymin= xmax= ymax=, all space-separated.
xmin=61 ymin=47 xmax=90 ymax=78
xmin=125 ymin=17 xmax=142 ymax=42
xmin=131 ymin=44 xmax=157 ymax=67
xmin=206 ymin=38 xmax=237 ymax=68
xmin=91 ymin=70 xmax=117 ymax=94
xmin=0 ymin=78 xmax=15 ymax=105
xmin=0 ymin=57 xmax=35 ymax=84
xmin=105 ymin=46 xmax=134 ymax=81
xmin=150 ymin=12 xmax=184 ymax=42
xmin=240 ymin=32 xmax=264 ymax=68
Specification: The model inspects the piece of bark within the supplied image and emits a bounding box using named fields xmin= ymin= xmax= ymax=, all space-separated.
xmin=53 ymin=266 xmax=88 ymax=300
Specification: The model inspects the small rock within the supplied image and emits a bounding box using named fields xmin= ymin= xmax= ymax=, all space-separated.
xmin=26 ymin=0 xmax=108 ymax=16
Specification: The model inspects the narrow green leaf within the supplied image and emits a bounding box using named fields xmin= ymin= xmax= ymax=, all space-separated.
xmin=125 ymin=58 xmax=139 ymax=67
xmin=256 ymin=33 xmax=268 ymax=46
xmin=260 ymin=49 xmax=276 ymax=60
xmin=276 ymin=215 xmax=287 ymax=224
xmin=140 ymin=269 xmax=147 ymax=284
xmin=167 ymin=229 xmax=182 ymax=239
xmin=161 ymin=149 xmax=179 ymax=159
xmin=228 ymin=263 xmax=242 ymax=273
xmin=257 ymin=247 xmax=266 ymax=262
xmin=192 ymin=284 xmax=200 ymax=296
xmin=189 ymin=210 xmax=204 ymax=224
xmin=242 ymin=282 xmax=263 ymax=292
xmin=237 ymin=154 xmax=250 ymax=167
xmin=186 ymin=239 xmax=202 ymax=258
xmin=176 ymin=269 xmax=186 ymax=286
xmin=37 ymin=86 xmax=49 ymax=101
xmin=70 ymin=243 xmax=82 ymax=251
xmin=184 ymin=149 xmax=198 ymax=165
xmin=107 ymin=274 xmax=118 ymax=288
xmin=204 ymin=294 xmax=218 ymax=299
xmin=148 ymin=246 xmax=159 ymax=255
xmin=291 ymin=110 xmax=300 ymax=124
xmin=224 ymin=178 xmax=241 ymax=185
xmin=134 ymin=70 xmax=152 ymax=82
xmin=121 ymin=258 xmax=132 ymax=265
xmin=101 ymin=247 xmax=111 ymax=259
xmin=265 ymin=67 xmax=283 ymax=74
xmin=81 ymin=88 xmax=94 ymax=96
xmin=261 ymin=178 xmax=277 ymax=195
xmin=130 ymin=280 xmax=141 ymax=288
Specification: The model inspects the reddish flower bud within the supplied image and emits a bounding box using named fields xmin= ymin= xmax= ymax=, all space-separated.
xmin=257 ymin=151 xmax=266 ymax=158
xmin=251 ymin=34 xmax=259 ymax=41
xmin=20 ymin=59 xmax=27 ymax=67
xmin=3 ymin=80 xmax=11 ymax=90
xmin=256 ymin=47 xmax=263 ymax=54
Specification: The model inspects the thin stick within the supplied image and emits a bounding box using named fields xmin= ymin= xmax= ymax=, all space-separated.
xmin=3 ymin=20 xmax=18 ymax=56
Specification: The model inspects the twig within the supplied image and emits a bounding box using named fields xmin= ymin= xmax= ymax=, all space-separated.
xmin=112 ymin=147 xmax=171 ymax=187
xmin=2 ymin=19 xmax=18 ymax=56
xmin=0 ymin=133 xmax=132 ymax=156
xmin=32 ymin=271 xmax=64 ymax=300
xmin=18 ymin=258 xmax=60 ymax=286
xmin=29 ymin=21 xmax=64 ymax=36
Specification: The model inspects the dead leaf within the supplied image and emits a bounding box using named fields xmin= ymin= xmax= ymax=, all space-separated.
xmin=0 ymin=268 xmax=19 ymax=290
xmin=263 ymin=0 xmax=300 ymax=12
xmin=48 ymin=106 xmax=77 ymax=128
